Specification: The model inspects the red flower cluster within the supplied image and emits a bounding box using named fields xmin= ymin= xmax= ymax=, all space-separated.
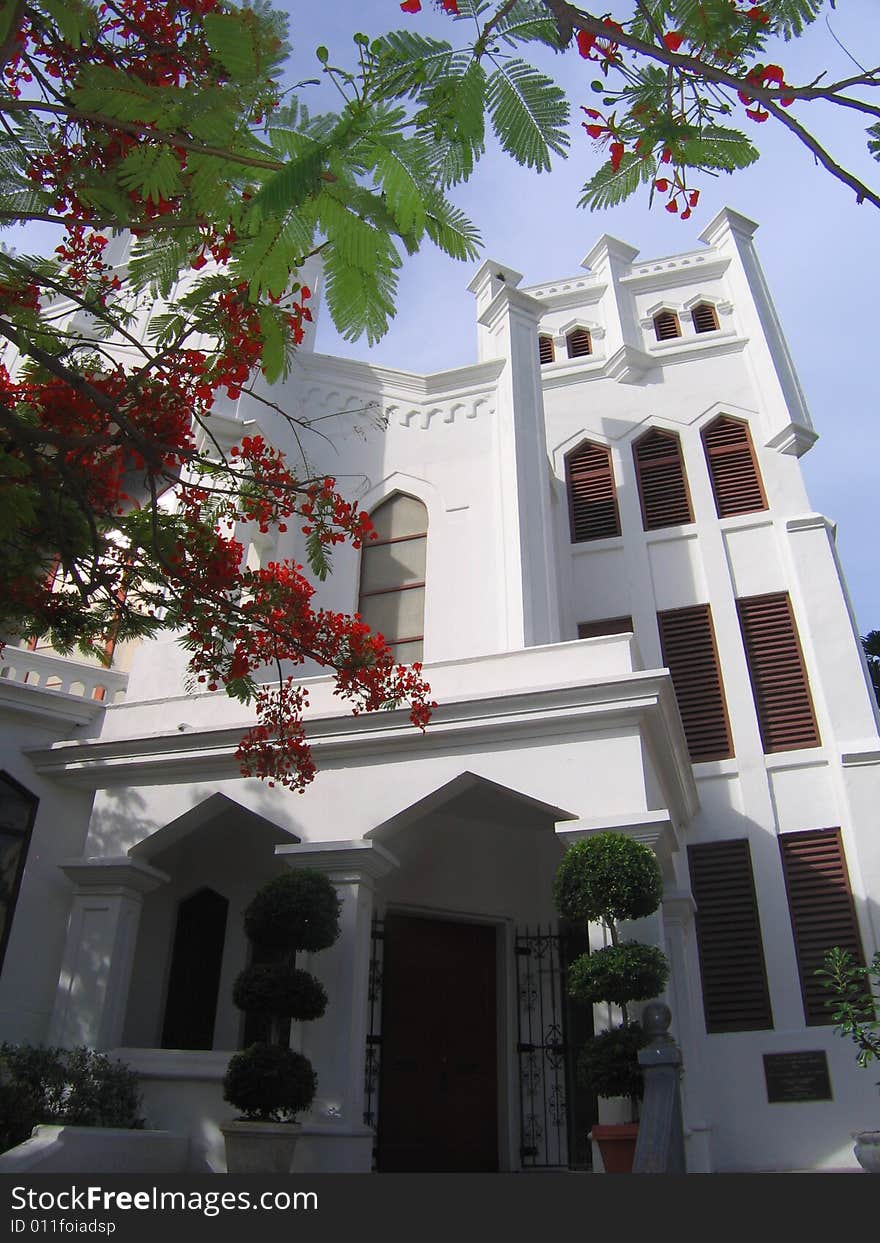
xmin=576 ymin=20 xmax=623 ymax=67
xmin=738 ymin=64 xmax=795 ymax=122
xmin=400 ymin=1 xmax=459 ymax=14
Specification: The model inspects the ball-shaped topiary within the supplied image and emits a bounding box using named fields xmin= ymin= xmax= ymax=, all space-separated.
xmin=244 ymin=869 xmax=340 ymax=954
xmin=232 ymin=963 xmax=328 ymax=1021
xmin=567 ymin=941 xmax=669 ymax=1007
xmin=553 ymin=833 xmax=662 ymax=928
xmin=577 ymin=1024 xmax=647 ymax=1103
xmin=223 ymin=1043 xmax=316 ymax=1122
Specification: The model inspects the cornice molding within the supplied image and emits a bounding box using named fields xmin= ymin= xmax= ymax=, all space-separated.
xmin=0 ymin=679 xmax=104 ymax=729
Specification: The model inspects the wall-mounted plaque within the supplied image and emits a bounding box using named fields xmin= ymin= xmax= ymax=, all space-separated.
xmin=763 ymin=1051 xmax=832 ymax=1104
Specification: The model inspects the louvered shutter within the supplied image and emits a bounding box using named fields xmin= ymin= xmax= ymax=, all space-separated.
xmin=702 ymin=416 xmax=766 ymax=517
xmin=658 ymin=605 xmax=733 ymax=762
xmin=633 ymin=429 xmax=693 ymax=530
xmin=566 ymin=328 xmax=592 ymax=358
xmin=779 ymin=828 xmax=866 ymax=1026
xmin=538 ymin=335 xmax=555 ymax=364
xmin=688 ymin=839 xmax=773 ymax=1033
xmin=691 ymin=303 xmax=719 ymax=334
xmin=653 ymin=311 xmax=681 ymax=341
xmin=566 ymin=441 xmax=621 ymax=542
xmin=578 ymin=616 xmax=633 ymax=640
xmin=737 ymin=593 xmax=820 ymax=752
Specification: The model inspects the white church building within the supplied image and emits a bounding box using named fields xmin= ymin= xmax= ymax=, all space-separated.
xmin=1 ymin=207 xmax=878 ymax=1173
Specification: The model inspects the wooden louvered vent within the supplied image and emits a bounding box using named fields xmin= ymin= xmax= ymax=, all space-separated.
xmin=653 ymin=310 xmax=681 ymax=341
xmin=702 ymin=416 xmax=766 ymax=518
xmin=566 ymin=328 xmax=592 ymax=358
xmin=538 ymin=334 xmax=555 ymax=364
xmin=737 ymin=593 xmax=820 ymax=752
xmin=779 ymin=828 xmax=866 ymax=1026
xmin=565 ymin=441 xmax=621 ymax=542
xmin=633 ymin=429 xmax=693 ymax=530
xmin=688 ymin=839 xmax=774 ymax=1033
xmin=691 ymin=302 xmax=719 ymax=334
xmin=658 ymin=605 xmax=733 ymax=762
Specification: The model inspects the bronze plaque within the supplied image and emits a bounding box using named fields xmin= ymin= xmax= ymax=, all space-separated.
xmin=763 ymin=1051 xmax=832 ymax=1103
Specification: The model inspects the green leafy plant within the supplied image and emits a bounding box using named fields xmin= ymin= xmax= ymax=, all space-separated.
xmin=817 ymin=947 xmax=880 ymax=1078
xmin=553 ymin=833 xmax=669 ymax=1119
xmin=0 ymin=1045 xmax=143 ymax=1153
xmin=223 ymin=869 xmax=341 ymax=1123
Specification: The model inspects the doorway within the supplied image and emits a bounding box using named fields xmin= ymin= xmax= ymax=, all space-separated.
xmin=377 ymin=913 xmax=499 ymax=1172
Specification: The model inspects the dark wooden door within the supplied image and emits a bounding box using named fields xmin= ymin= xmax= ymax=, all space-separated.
xmin=377 ymin=914 xmax=498 ymax=1172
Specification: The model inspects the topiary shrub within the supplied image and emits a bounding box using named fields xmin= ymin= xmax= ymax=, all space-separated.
xmin=224 ymin=868 xmax=340 ymax=1124
xmin=552 ymin=832 xmax=669 ymax=1123
xmin=223 ymin=1044 xmax=316 ymax=1122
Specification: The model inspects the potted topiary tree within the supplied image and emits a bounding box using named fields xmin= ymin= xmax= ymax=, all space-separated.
xmin=221 ymin=868 xmax=340 ymax=1174
xmin=818 ymin=946 xmax=880 ymax=1173
xmin=553 ymin=832 xmax=669 ymax=1174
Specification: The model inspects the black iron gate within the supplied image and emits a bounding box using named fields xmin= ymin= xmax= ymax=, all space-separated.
xmin=515 ymin=924 xmax=595 ymax=1169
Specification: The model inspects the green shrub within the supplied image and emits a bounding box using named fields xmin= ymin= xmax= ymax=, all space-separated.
xmin=232 ymin=963 xmax=327 ymax=1020
xmin=0 ymin=1045 xmax=142 ymax=1153
xmin=568 ymin=943 xmax=669 ymax=1007
xmin=577 ymin=1024 xmax=647 ymax=1103
xmin=223 ymin=1044 xmax=316 ymax=1122
xmin=244 ymin=870 xmax=340 ymax=953
xmin=553 ymin=833 xmax=662 ymax=927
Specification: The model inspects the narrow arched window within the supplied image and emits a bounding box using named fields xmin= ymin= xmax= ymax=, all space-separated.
xmin=565 ymin=440 xmax=620 ymax=542
xmin=653 ymin=310 xmax=681 ymax=342
xmin=0 ymin=772 xmax=37 ymax=976
xmin=359 ymin=494 xmax=428 ymax=664
xmin=161 ymin=888 xmax=229 ymax=1050
xmin=633 ymin=428 xmax=693 ymax=530
xmin=566 ymin=328 xmax=592 ymax=359
xmin=538 ymin=334 xmax=555 ymax=364
xmin=691 ymin=302 xmax=719 ymax=334
xmin=702 ymin=415 xmax=766 ymax=517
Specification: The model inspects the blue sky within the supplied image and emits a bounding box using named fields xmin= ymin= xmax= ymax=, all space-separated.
xmin=285 ymin=1 xmax=880 ymax=636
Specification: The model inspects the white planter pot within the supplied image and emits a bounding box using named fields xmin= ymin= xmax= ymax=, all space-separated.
xmin=854 ymin=1131 xmax=880 ymax=1173
xmin=220 ymin=1120 xmax=300 ymax=1174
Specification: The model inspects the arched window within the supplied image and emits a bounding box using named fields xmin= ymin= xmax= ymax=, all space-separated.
xmin=538 ymin=334 xmax=555 ymax=364
xmin=633 ymin=428 xmax=693 ymax=530
xmin=566 ymin=327 xmax=592 ymax=359
xmin=161 ymin=888 xmax=229 ymax=1050
xmin=691 ymin=302 xmax=719 ymax=334
xmin=0 ymin=772 xmax=37 ymax=975
xmin=565 ymin=440 xmax=620 ymax=542
xmin=701 ymin=415 xmax=766 ymax=517
xmin=359 ymin=494 xmax=428 ymax=664
xmin=653 ymin=310 xmax=681 ymax=342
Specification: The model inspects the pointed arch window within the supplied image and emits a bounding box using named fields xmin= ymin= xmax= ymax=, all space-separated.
xmin=702 ymin=415 xmax=766 ymax=518
xmin=161 ymin=888 xmax=229 ymax=1050
xmin=566 ymin=327 xmax=592 ymax=359
xmin=0 ymin=772 xmax=37 ymax=975
xmin=633 ymin=428 xmax=693 ymax=530
xmin=653 ymin=310 xmax=681 ymax=341
xmin=359 ymin=494 xmax=428 ymax=664
xmin=565 ymin=440 xmax=620 ymax=542
xmin=538 ymin=334 xmax=555 ymax=365
xmin=691 ymin=302 xmax=719 ymax=334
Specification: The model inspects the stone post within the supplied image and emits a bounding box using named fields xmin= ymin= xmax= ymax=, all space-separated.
xmin=49 ymin=856 xmax=168 ymax=1050
xmin=632 ymin=1002 xmax=686 ymax=1173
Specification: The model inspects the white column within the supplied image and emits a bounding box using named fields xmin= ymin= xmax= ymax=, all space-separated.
xmin=661 ymin=892 xmax=711 ymax=1172
xmin=49 ymin=857 xmax=168 ymax=1050
xmin=274 ymin=841 xmax=398 ymax=1145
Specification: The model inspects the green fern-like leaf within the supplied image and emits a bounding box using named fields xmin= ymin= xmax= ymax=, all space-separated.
xmin=367 ymin=138 xmax=430 ymax=235
xmin=371 ymin=29 xmax=457 ymax=98
xmin=117 ymin=145 xmax=184 ymax=204
xmin=489 ymin=1 xmax=564 ymax=49
xmin=236 ymin=210 xmax=315 ymax=299
xmin=322 ymin=245 xmax=399 ymax=345
xmin=72 ymin=66 xmax=173 ymax=125
xmin=423 ymin=193 xmax=481 ymax=262
xmin=485 ymin=59 xmax=569 ymax=172
xmin=579 ymin=151 xmax=656 ymax=211
xmin=679 ymin=124 xmax=759 ymax=171
xmin=203 ymin=11 xmax=260 ymax=81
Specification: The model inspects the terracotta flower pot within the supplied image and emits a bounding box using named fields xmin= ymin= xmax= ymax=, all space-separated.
xmin=590 ymin=1123 xmax=639 ymax=1174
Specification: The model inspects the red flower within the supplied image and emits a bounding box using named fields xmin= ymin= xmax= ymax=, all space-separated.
xmin=663 ymin=32 xmax=684 ymax=52
xmin=609 ymin=142 xmax=624 ymax=172
xmin=400 ymin=0 xmax=420 ymax=11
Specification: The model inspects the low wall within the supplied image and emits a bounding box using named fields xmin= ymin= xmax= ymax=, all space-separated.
xmin=0 ymin=1125 xmax=188 ymax=1173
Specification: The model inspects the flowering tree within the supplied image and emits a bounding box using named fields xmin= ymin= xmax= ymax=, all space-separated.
xmin=1 ymin=0 xmax=876 ymax=793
